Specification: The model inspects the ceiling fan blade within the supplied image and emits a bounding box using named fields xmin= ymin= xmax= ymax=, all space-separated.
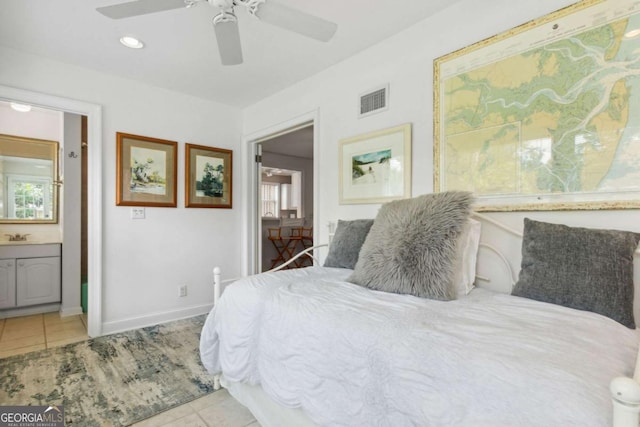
xmin=97 ymin=0 xmax=188 ymax=19
xmin=254 ymin=1 xmax=337 ymax=42
xmin=214 ymin=19 xmax=243 ymax=66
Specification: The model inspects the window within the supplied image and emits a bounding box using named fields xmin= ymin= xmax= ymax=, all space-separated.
xmin=261 ymin=182 xmax=279 ymax=218
xmin=7 ymin=176 xmax=52 ymax=220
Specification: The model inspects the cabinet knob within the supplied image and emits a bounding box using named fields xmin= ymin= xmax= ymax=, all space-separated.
xmin=7 ymin=262 xmax=13 ymax=267
xmin=18 ymin=262 xmax=24 ymax=267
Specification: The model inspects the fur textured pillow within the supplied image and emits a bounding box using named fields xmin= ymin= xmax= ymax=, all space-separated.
xmin=348 ymin=192 xmax=474 ymax=300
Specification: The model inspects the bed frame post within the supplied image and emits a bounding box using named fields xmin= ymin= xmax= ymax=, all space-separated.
xmin=214 ymin=266 xmax=221 ymax=306
xmin=611 ymin=346 xmax=640 ymax=427
xmin=213 ymin=266 xmax=221 ymax=390
xmin=611 ymin=377 xmax=640 ymax=427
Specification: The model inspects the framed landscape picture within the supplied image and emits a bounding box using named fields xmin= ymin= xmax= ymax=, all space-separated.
xmin=339 ymin=123 xmax=412 ymax=204
xmin=434 ymin=0 xmax=640 ymax=211
xmin=185 ymin=143 xmax=232 ymax=208
xmin=116 ymin=133 xmax=177 ymax=207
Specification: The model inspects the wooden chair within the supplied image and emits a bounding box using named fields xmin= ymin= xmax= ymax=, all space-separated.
xmin=268 ymin=227 xmax=290 ymax=269
xmin=268 ymin=218 xmax=305 ymax=269
xmin=301 ymin=227 xmax=313 ymax=249
xmin=275 ymin=218 xmax=306 ymax=268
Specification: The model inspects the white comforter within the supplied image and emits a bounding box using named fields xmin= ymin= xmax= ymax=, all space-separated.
xmin=200 ymin=266 xmax=639 ymax=426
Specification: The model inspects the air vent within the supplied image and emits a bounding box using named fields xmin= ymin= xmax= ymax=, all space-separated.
xmin=359 ymin=84 xmax=389 ymax=118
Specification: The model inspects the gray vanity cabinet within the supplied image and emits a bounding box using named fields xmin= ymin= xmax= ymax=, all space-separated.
xmin=0 ymin=244 xmax=61 ymax=309
xmin=0 ymin=259 xmax=16 ymax=309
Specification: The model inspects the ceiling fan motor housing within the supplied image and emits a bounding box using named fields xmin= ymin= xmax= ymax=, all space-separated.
xmin=211 ymin=0 xmax=267 ymax=15
xmin=208 ymin=0 xmax=235 ymax=9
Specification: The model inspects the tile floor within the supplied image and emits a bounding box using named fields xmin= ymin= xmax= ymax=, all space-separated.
xmin=0 ymin=312 xmax=89 ymax=358
xmin=0 ymin=312 xmax=262 ymax=427
xmin=131 ymin=390 xmax=260 ymax=427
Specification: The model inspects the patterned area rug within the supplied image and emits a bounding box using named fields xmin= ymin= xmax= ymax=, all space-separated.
xmin=0 ymin=315 xmax=217 ymax=426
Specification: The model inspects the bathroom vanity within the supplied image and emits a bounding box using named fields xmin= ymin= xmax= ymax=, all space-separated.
xmin=0 ymin=243 xmax=61 ymax=309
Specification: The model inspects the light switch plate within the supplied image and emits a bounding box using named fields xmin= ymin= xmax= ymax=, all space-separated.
xmin=131 ymin=207 xmax=145 ymax=219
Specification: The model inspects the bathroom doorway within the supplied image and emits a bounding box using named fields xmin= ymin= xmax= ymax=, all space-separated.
xmin=0 ymin=100 xmax=92 ymax=351
xmin=0 ymin=84 xmax=103 ymax=338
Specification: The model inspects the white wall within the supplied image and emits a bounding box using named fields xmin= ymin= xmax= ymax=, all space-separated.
xmin=61 ymin=112 xmax=82 ymax=316
xmin=242 ymin=0 xmax=640 ymax=260
xmin=0 ymin=46 xmax=243 ymax=333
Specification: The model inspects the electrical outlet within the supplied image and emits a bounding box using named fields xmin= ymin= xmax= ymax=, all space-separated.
xmin=131 ymin=207 xmax=145 ymax=219
xmin=179 ymin=285 xmax=187 ymax=297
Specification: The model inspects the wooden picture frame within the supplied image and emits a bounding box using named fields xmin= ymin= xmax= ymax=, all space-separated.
xmin=339 ymin=123 xmax=412 ymax=204
xmin=116 ymin=132 xmax=177 ymax=207
xmin=185 ymin=143 xmax=233 ymax=208
xmin=434 ymin=0 xmax=640 ymax=211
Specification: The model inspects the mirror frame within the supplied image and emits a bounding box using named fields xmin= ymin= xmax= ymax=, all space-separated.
xmin=0 ymin=133 xmax=60 ymax=224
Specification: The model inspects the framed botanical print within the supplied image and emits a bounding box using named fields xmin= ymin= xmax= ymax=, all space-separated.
xmin=116 ymin=132 xmax=177 ymax=207
xmin=185 ymin=143 xmax=233 ymax=208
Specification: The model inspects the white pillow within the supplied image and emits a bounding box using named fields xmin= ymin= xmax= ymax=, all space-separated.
xmin=453 ymin=218 xmax=481 ymax=296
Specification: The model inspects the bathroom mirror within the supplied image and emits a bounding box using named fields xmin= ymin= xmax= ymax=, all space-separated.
xmin=0 ymin=134 xmax=59 ymax=223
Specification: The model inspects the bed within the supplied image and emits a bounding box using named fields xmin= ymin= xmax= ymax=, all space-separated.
xmin=200 ymin=192 xmax=640 ymax=427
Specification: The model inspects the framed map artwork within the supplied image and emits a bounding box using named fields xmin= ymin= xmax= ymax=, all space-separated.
xmin=434 ymin=0 xmax=640 ymax=211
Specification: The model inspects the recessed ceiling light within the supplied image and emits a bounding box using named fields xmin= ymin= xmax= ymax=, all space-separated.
xmin=625 ymin=29 xmax=640 ymax=39
xmin=119 ymin=36 xmax=145 ymax=49
xmin=10 ymin=102 xmax=31 ymax=112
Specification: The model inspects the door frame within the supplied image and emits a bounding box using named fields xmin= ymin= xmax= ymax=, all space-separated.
xmin=0 ymin=84 xmax=103 ymax=337
xmin=242 ymin=110 xmax=319 ymax=275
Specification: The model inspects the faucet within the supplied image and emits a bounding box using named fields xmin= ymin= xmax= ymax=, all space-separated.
xmin=6 ymin=233 xmax=30 ymax=241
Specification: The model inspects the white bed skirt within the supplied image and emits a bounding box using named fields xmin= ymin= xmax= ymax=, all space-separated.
xmin=221 ymin=375 xmax=317 ymax=427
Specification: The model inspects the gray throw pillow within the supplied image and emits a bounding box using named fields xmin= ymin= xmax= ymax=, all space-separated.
xmin=512 ymin=218 xmax=640 ymax=329
xmin=348 ymin=192 xmax=474 ymax=300
xmin=324 ymin=219 xmax=374 ymax=269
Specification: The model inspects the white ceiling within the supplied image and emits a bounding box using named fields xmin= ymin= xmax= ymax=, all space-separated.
xmin=0 ymin=0 xmax=462 ymax=108
xmin=262 ymin=125 xmax=313 ymax=159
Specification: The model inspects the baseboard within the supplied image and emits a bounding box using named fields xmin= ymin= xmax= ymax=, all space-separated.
xmin=100 ymin=304 xmax=214 ymax=336
xmin=60 ymin=306 xmax=83 ymax=317
xmin=0 ymin=303 xmax=61 ymax=319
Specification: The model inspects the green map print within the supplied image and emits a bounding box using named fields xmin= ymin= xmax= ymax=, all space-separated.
xmin=443 ymin=15 xmax=640 ymax=196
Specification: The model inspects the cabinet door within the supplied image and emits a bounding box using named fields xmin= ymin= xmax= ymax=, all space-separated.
xmin=0 ymin=259 xmax=16 ymax=309
xmin=16 ymin=257 xmax=61 ymax=307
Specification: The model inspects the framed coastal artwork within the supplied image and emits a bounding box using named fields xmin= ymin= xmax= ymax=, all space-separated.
xmin=116 ymin=132 xmax=177 ymax=207
xmin=339 ymin=123 xmax=412 ymax=204
xmin=185 ymin=143 xmax=233 ymax=208
xmin=434 ymin=0 xmax=640 ymax=211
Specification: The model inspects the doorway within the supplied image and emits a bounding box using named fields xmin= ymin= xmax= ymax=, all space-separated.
xmin=256 ymin=125 xmax=314 ymax=272
xmin=0 ymin=84 xmax=103 ymax=338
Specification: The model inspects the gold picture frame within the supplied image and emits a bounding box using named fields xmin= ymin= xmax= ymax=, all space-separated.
xmin=434 ymin=0 xmax=640 ymax=211
xmin=116 ymin=132 xmax=177 ymax=207
xmin=185 ymin=143 xmax=232 ymax=209
xmin=339 ymin=123 xmax=412 ymax=204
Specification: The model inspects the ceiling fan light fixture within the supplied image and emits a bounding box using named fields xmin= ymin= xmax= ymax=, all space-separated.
xmin=119 ymin=36 xmax=145 ymax=49
xmin=98 ymin=0 xmax=337 ymax=65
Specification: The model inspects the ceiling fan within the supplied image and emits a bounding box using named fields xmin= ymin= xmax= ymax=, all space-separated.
xmin=97 ymin=0 xmax=338 ymax=66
